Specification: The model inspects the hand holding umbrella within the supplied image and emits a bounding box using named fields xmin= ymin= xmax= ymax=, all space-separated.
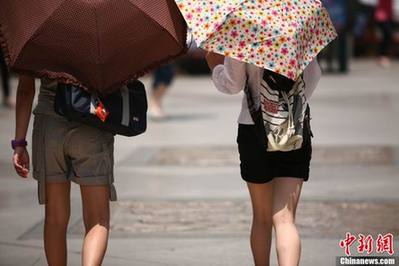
xmin=205 ymin=52 xmax=225 ymax=70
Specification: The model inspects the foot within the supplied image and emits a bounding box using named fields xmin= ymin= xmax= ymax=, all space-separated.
xmin=149 ymin=100 xmax=165 ymax=120
xmin=378 ymin=57 xmax=391 ymax=68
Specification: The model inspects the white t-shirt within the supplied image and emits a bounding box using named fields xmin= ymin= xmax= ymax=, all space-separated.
xmin=211 ymin=57 xmax=322 ymax=125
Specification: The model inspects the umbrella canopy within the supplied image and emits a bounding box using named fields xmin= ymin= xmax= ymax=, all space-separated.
xmin=0 ymin=0 xmax=187 ymax=94
xmin=176 ymin=0 xmax=337 ymax=80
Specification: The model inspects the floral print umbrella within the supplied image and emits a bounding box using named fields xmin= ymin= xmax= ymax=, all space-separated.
xmin=176 ymin=0 xmax=337 ymax=80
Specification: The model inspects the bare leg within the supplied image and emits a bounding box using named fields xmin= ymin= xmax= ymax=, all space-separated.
xmin=152 ymin=84 xmax=169 ymax=104
xmin=80 ymin=185 xmax=110 ymax=266
xmin=272 ymin=178 xmax=303 ymax=266
xmin=44 ymin=182 xmax=71 ymax=266
xmin=149 ymin=84 xmax=168 ymax=118
xmin=247 ymin=182 xmax=273 ymax=266
xmin=377 ymin=22 xmax=393 ymax=68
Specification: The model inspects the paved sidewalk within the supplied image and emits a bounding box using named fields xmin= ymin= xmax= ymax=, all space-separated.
xmin=0 ymin=60 xmax=398 ymax=266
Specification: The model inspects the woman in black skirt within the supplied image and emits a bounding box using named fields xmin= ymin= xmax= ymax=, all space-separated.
xmin=206 ymin=53 xmax=321 ymax=266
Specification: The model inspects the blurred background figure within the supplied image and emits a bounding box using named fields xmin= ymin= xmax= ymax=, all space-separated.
xmin=321 ymin=0 xmax=351 ymax=74
xmin=148 ymin=42 xmax=209 ymax=121
xmin=354 ymin=0 xmax=399 ymax=59
xmin=0 ymin=49 xmax=13 ymax=108
xmin=149 ymin=64 xmax=176 ymax=119
xmin=375 ymin=0 xmax=394 ymax=67
xmin=176 ymin=42 xmax=209 ymax=75
xmin=320 ymin=0 xmax=398 ymax=73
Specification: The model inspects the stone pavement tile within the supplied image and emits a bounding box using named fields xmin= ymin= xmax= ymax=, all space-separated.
xmin=0 ymin=238 xmax=168 ymax=266
xmin=100 ymin=238 xmax=253 ymax=266
xmin=117 ymin=145 xmax=396 ymax=167
xmin=0 ymin=208 xmax=43 ymax=242
xmin=110 ymin=164 xmax=399 ymax=202
xmin=0 ymin=241 xmax=42 ymax=266
xmin=113 ymin=166 xmax=245 ymax=201
xmin=17 ymin=198 xmax=399 ymax=244
xmin=303 ymin=165 xmax=399 ymax=201
xmin=0 ymin=175 xmax=43 ymax=242
xmin=2 ymin=237 xmax=398 ymax=266
xmin=107 ymin=200 xmax=399 ymax=239
xmin=310 ymin=104 xmax=399 ymax=146
xmin=72 ymin=238 xmax=399 ymax=266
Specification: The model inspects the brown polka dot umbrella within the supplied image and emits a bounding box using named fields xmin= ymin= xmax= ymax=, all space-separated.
xmin=0 ymin=0 xmax=187 ymax=94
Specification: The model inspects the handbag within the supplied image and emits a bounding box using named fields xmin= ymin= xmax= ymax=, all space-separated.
xmin=245 ymin=69 xmax=309 ymax=152
xmin=54 ymin=80 xmax=147 ymax=137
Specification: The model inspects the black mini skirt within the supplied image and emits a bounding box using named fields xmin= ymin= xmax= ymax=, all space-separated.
xmin=236 ymin=108 xmax=313 ymax=184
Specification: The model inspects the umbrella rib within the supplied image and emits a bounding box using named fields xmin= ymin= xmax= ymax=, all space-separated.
xmin=122 ymin=0 xmax=182 ymax=44
xmin=93 ymin=4 xmax=102 ymax=64
xmin=99 ymin=0 xmax=187 ymax=91
xmin=92 ymin=3 xmax=103 ymax=87
xmin=0 ymin=24 xmax=13 ymax=66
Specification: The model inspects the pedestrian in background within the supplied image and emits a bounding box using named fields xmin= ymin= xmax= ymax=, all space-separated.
xmin=375 ymin=0 xmax=394 ymax=67
xmin=323 ymin=0 xmax=350 ymax=73
xmin=12 ymin=75 xmax=116 ymax=266
xmin=150 ymin=64 xmax=176 ymax=119
xmin=0 ymin=49 xmax=13 ymax=108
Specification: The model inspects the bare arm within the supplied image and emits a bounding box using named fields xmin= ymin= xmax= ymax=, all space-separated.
xmin=206 ymin=52 xmax=225 ymax=71
xmin=13 ymin=75 xmax=35 ymax=178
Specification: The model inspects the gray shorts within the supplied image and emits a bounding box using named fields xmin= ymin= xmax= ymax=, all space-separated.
xmin=32 ymin=114 xmax=116 ymax=204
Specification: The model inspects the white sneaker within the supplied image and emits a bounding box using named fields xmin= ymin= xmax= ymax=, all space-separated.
xmin=149 ymin=105 xmax=165 ymax=120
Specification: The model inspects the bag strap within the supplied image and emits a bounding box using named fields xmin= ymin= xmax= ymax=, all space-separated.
xmin=281 ymin=91 xmax=295 ymax=130
xmin=244 ymin=66 xmax=263 ymax=124
xmin=244 ymin=78 xmax=259 ymax=122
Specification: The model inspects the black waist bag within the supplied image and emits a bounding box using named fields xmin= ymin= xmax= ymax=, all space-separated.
xmin=55 ymin=80 xmax=147 ymax=137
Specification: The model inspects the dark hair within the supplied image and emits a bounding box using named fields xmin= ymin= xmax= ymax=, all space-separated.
xmin=263 ymin=69 xmax=296 ymax=93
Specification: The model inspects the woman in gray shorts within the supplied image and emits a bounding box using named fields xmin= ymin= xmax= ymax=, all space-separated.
xmin=12 ymin=75 xmax=115 ymax=266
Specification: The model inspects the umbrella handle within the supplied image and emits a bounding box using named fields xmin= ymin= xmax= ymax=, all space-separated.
xmin=186 ymin=30 xmax=198 ymax=51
